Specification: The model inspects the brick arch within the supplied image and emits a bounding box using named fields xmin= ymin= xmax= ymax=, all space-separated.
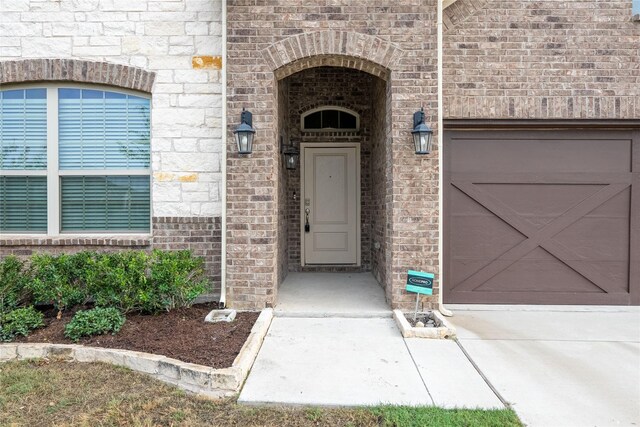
xmin=0 ymin=59 xmax=155 ymax=93
xmin=262 ymin=30 xmax=404 ymax=80
xmin=443 ymin=0 xmax=490 ymax=32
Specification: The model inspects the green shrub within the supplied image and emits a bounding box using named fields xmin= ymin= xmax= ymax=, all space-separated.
xmin=149 ymin=250 xmax=208 ymax=312
xmin=64 ymin=307 xmax=125 ymax=342
xmin=88 ymin=250 xmax=208 ymax=314
xmin=28 ymin=254 xmax=88 ymax=318
xmin=0 ymin=306 xmax=44 ymax=342
xmin=88 ymin=251 xmax=153 ymax=313
xmin=0 ymin=256 xmax=31 ymax=317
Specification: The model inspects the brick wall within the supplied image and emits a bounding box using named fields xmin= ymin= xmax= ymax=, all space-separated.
xmin=371 ymin=77 xmax=389 ymax=296
xmin=227 ymin=1 xmax=440 ymax=310
xmin=443 ymin=0 xmax=640 ymax=119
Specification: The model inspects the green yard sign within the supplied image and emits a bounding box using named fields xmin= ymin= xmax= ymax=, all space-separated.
xmin=406 ymin=270 xmax=434 ymax=295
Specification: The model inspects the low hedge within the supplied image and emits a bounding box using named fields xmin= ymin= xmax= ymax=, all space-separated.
xmin=0 ymin=250 xmax=209 ymax=318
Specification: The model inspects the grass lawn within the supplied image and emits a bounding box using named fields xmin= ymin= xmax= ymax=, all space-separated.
xmin=0 ymin=360 xmax=522 ymax=427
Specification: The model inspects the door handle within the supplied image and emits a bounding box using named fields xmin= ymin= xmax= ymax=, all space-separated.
xmin=304 ymin=208 xmax=310 ymax=233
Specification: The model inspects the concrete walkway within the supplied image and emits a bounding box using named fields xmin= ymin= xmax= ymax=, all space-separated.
xmin=274 ymin=272 xmax=390 ymax=317
xmin=239 ymin=317 xmax=503 ymax=408
xmin=241 ymin=274 xmax=503 ymax=408
xmin=448 ymin=306 xmax=640 ymax=427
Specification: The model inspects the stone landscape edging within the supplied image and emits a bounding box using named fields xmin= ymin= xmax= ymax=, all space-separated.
xmin=393 ymin=309 xmax=456 ymax=339
xmin=0 ymin=308 xmax=274 ymax=399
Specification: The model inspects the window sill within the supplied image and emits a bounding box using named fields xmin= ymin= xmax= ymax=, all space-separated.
xmin=0 ymin=234 xmax=151 ymax=247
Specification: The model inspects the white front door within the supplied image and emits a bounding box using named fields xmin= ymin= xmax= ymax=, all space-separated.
xmin=302 ymin=145 xmax=360 ymax=265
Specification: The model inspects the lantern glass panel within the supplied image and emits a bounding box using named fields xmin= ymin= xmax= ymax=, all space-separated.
xmin=236 ymin=132 xmax=253 ymax=154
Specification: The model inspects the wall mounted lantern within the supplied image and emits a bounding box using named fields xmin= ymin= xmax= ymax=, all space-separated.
xmin=234 ymin=108 xmax=256 ymax=154
xmin=281 ymin=138 xmax=299 ymax=170
xmin=411 ymin=107 xmax=434 ymax=155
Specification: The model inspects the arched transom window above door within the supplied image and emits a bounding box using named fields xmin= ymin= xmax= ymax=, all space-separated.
xmin=301 ymin=106 xmax=360 ymax=132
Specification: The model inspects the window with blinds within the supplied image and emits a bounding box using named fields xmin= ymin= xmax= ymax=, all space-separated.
xmin=0 ymin=176 xmax=47 ymax=232
xmin=0 ymin=85 xmax=151 ymax=234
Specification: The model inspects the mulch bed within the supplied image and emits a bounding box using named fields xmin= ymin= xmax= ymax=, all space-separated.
xmin=15 ymin=303 xmax=259 ymax=368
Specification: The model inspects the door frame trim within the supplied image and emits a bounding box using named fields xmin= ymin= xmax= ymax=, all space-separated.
xmin=300 ymin=142 xmax=361 ymax=267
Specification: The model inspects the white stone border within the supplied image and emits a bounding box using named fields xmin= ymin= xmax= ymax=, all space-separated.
xmin=393 ymin=309 xmax=456 ymax=339
xmin=0 ymin=308 xmax=273 ymax=399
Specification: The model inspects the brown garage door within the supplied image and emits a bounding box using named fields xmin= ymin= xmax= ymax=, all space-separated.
xmin=444 ymin=128 xmax=639 ymax=305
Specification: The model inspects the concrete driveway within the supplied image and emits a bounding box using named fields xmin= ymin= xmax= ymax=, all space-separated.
xmin=448 ymin=306 xmax=640 ymax=427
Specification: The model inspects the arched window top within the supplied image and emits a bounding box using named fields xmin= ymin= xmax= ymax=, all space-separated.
xmin=301 ymin=106 xmax=360 ymax=132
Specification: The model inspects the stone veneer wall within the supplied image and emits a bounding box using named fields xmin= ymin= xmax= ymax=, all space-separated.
xmin=0 ymin=0 xmax=224 ymax=218
xmin=443 ymin=0 xmax=640 ymax=119
xmin=227 ymin=2 xmax=440 ymax=310
xmin=1 ymin=0 xmax=225 ymax=293
xmin=284 ymin=66 xmax=375 ymax=272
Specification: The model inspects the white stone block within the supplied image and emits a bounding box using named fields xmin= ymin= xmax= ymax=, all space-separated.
xmin=177 ymin=94 xmax=219 ymax=108
xmin=194 ymin=35 xmax=221 ymax=55
xmin=147 ymin=55 xmax=191 ymax=70
xmin=198 ymin=139 xmax=222 ymax=152
xmin=21 ymin=12 xmax=75 ymax=22
xmin=2 ymin=0 xmax=30 ymax=12
xmin=89 ymin=36 xmax=120 ymax=46
xmin=0 ymin=344 xmax=18 ymax=361
xmin=102 ymin=21 xmax=136 ymax=35
xmin=17 ymin=344 xmax=49 ymax=360
xmin=163 ymin=152 xmax=219 ymax=172
xmin=153 ymin=83 xmax=184 ymax=94
xmin=173 ymin=70 xmax=208 ymax=83
xmin=0 ymin=47 xmax=21 ymax=56
xmin=148 ymin=1 xmax=186 ymax=12
xmin=210 ymin=368 xmax=242 ymax=391
xmin=85 ymin=11 xmax=129 ymax=22
xmin=169 ymin=44 xmax=195 ymax=55
xmin=185 ymin=22 xmax=208 ymax=35
xmin=153 ymin=202 xmax=192 ymax=216
xmin=144 ymin=21 xmax=184 ymax=36
xmin=122 ymin=36 xmax=168 ymax=55
xmin=200 ymin=202 xmax=221 ymax=216
xmin=0 ymin=37 xmax=20 ymax=47
xmin=74 ymin=346 xmax=99 ymax=362
xmin=179 ymin=363 xmax=211 ymax=387
xmin=129 ymin=55 xmax=147 ymax=68
xmin=74 ymin=45 xmax=121 ymax=56
xmin=22 ymin=37 xmax=72 ymax=57
xmin=152 ymin=137 xmax=173 ymax=152
xmin=157 ymin=359 xmax=181 ymax=380
xmin=61 ymin=0 xmax=101 ymax=12
xmin=153 ymin=108 xmax=205 ymax=126
xmin=0 ymin=23 xmax=43 ymax=37
xmin=183 ymin=83 xmax=222 ymax=94
xmin=185 ymin=0 xmax=216 ymax=12
xmin=139 ymin=12 xmax=196 ymax=22
xmin=113 ymin=0 xmax=147 ymax=11
xmin=123 ymin=352 xmax=164 ymax=374
xmin=51 ymin=22 xmax=103 ymax=36
xmin=182 ymin=191 xmax=210 ymax=202
xmin=153 ymin=182 xmax=182 ymax=202
xmin=173 ymin=138 xmax=198 ymax=152
xmin=92 ymin=348 xmax=126 ymax=365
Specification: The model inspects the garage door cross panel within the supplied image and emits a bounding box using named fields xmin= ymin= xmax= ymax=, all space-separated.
xmin=451 ymin=180 xmax=630 ymax=293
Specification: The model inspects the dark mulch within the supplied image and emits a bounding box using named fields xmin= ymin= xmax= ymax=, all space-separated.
xmin=15 ymin=303 xmax=259 ymax=368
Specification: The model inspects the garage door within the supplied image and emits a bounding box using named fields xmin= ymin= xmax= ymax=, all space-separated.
xmin=444 ymin=128 xmax=639 ymax=305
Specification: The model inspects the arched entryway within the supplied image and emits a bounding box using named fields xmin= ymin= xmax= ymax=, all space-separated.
xmin=273 ymin=63 xmax=393 ymax=312
xmin=226 ymin=27 xmax=440 ymax=312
